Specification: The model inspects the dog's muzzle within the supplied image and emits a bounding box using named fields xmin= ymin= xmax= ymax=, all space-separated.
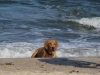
xmin=51 ymin=47 xmax=55 ymax=51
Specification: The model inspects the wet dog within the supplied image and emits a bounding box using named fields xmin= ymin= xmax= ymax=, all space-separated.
xmin=31 ymin=40 xmax=58 ymax=58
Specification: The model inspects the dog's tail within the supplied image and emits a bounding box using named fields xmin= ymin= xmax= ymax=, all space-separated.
xmin=31 ymin=50 xmax=38 ymax=58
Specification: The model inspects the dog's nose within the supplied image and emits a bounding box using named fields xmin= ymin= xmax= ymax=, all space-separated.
xmin=52 ymin=47 xmax=54 ymax=50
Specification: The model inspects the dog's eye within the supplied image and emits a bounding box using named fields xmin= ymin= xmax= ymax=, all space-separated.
xmin=49 ymin=43 xmax=51 ymax=45
xmin=54 ymin=43 xmax=56 ymax=45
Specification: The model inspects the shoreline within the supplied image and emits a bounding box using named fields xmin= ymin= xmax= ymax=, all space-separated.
xmin=0 ymin=57 xmax=100 ymax=75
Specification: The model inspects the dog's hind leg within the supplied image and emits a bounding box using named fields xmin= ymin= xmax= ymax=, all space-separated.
xmin=31 ymin=50 xmax=38 ymax=58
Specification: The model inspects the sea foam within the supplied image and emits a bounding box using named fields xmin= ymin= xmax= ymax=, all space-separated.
xmin=70 ymin=17 xmax=100 ymax=29
xmin=0 ymin=42 xmax=38 ymax=58
xmin=0 ymin=42 xmax=100 ymax=58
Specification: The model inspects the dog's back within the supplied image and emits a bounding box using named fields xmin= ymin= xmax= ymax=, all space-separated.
xmin=31 ymin=47 xmax=57 ymax=58
xmin=31 ymin=47 xmax=45 ymax=58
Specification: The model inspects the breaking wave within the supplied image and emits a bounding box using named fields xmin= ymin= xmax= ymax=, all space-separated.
xmin=69 ymin=17 xmax=100 ymax=29
xmin=0 ymin=42 xmax=100 ymax=58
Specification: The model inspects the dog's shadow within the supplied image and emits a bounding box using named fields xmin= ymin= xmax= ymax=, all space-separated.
xmin=38 ymin=58 xmax=100 ymax=69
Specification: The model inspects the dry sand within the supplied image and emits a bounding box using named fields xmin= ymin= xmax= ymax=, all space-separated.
xmin=0 ymin=57 xmax=100 ymax=75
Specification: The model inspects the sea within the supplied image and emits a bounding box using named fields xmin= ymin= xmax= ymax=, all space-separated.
xmin=0 ymin=0 xmax=100 ymax=58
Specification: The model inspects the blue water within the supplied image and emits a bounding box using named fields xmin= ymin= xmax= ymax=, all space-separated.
xmin=0 ymin=0 xmax=100 ymax=58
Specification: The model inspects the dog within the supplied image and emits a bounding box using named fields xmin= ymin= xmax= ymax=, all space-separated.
xmin=31 ymin=40 xmax=58 ymax=58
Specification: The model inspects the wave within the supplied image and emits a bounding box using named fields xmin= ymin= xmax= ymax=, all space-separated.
xmin=0 ymin=42 xmax=100 ymax=58
xmin=0 ymin=42 xmax=40 ymax=58
xmin=69 ymin=17 xmax=100 ymax=29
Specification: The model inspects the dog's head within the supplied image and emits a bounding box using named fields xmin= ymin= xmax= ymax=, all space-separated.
xmin=44 ymin=40 xmax=58 ymax=54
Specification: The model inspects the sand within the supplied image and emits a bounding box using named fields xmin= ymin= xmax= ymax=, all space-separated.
xmin=0 ymin=57 xmax=100 ymax=75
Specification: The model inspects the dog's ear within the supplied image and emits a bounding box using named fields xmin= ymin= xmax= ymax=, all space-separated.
xmin=44 ymin=40 xmax=49 ymax=50
xmin=55 ymin=40 xmax=59 ymax=49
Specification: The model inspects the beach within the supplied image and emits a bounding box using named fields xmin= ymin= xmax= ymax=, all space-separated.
xmin=0 ymin=58 xmax=100 ymax=75
xmin=0 ymin=1 xmax=100 ymax=75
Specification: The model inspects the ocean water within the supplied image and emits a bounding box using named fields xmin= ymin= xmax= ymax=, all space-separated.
xmin=0 ymin=0 xmax=100 ymax=58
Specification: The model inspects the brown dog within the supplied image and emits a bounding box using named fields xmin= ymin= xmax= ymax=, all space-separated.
xmin=31 ymin=40 xmax=58 ymax=58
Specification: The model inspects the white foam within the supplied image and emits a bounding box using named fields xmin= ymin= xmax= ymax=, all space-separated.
xmin=57 ymin=42 xmax=100 ymax=57
xmin=0 ymin=42 xmax=39 ymax=58
xmin=39 ymin=28 xmax=62 ymax=32
xmin=24 ymin=28 xmax=43 ymax=36
xmin=1 ymin=32 xmax=14 ymax=35
xmin=20 ymin=25 xmax=28 ymax=29
xmin=0 ymin=42 xmax=100 ymax=58
xmin=69 ymin=17 xmax=100 ymax=29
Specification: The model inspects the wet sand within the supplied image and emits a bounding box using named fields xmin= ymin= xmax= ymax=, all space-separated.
xmin=0 ymin=58 xmax=100 ymax=75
